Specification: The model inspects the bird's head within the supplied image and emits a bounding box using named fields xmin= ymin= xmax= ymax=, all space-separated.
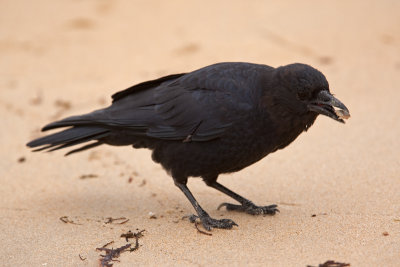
xmin=276 ymin=63 xmax=350 ymax=123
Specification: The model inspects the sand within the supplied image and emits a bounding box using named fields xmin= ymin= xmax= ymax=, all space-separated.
xmin=1 ymin=0 xmax=399 ymax=266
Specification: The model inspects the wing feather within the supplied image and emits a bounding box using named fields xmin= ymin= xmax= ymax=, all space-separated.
xmin=49 ymin=62 xmax=271 ymax=142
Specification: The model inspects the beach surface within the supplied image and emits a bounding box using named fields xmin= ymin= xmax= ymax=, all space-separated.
xmin=1 ymin=0 xmax=399 ymax=266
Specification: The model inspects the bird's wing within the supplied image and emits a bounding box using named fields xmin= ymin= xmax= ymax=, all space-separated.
xmin=44 ymin=63 xmax=268 ymax=142
xmin=144 ymin=63 xmax=264 ymax=141
xmin=111 ymin=73 xmax=187 ymax=103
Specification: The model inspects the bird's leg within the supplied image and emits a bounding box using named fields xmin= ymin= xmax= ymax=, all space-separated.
xmin=174 ymin=179 xmax=238 ymax=230
xmin=204 ymin=179 xmax=279 ymax=216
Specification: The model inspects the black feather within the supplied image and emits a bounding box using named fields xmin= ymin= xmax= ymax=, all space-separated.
xmin=27 ymin=62 xmax=349 ymax=230
xmin=111 ymin=73 xmax=186 ymax=102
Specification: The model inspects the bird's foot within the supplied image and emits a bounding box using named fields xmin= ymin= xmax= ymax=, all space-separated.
xmin=183 ymin=214 xmax=238 ymax=231
xmin=218 ymin=201 xmax=279 ymax=215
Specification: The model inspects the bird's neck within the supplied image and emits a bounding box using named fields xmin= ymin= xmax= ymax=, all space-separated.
xmin=272 ymin=112 xmax=317 ymax=151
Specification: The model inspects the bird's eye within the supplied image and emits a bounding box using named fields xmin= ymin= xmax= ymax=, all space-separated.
xmin=297 ymin=91 xmax=309 ymax=100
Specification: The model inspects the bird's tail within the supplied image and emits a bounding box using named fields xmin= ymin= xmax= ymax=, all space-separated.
xmin=27 ymin=115 xmax=110 ymax=156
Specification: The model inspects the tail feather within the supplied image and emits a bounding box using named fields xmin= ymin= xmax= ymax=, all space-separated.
xmin=46 ymin=131 xmax=109 ymax=152
xmin=41 ymin=112 xmax=104 ymax=131
xmin=65 ymin=141 xmax=104 ymax=156
xmin=27 ymin=126 xmax=109 ymax=154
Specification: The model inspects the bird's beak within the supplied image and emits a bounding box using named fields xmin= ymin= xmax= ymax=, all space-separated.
xmin=307 ymin=90 xmax=350 ymax=123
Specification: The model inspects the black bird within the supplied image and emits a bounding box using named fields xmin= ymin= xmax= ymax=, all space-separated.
xmin=27 ymin=62 xmax=350 ymax=230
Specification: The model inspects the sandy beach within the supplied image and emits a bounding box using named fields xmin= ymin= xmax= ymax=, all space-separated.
xmin=1 ymin=0 xmax=399 ymax=266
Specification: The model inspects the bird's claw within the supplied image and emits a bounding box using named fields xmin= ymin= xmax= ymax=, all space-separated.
xmin=218 ymin=201 xmax=279 ymax=215
xmin=182 ymin=214 xmax=199 ymax=223
xmin=183 ymin=214 xmax=238 ymax=231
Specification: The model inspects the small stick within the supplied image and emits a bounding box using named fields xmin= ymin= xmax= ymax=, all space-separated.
xmin=59 ymin=216 xmax=82 ymax=225
xmin=78 ymin=254 xmax=86 ymax=261
xmin=194 ymin=221 xmax=212 ymax=236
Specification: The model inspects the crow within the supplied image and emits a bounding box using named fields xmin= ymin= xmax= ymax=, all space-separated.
xmin=27 ymin=62 xmax=350 ymax=230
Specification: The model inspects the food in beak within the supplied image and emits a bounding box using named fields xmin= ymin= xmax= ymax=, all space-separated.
xmin=334 ymin=108 xmax=350 ymax=120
